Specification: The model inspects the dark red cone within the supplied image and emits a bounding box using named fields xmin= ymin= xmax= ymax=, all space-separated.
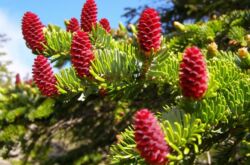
xmin=66 ymin=17 xmax=80 ymax=33
xmin=32 ymin=55 xmax=58 ymax=97
xmin=22 ymin=12 xmax=46 ymax=53
xmin=81 ymin=0 xmax=97 ymax=32
xmin=179 ymin=47 xmax=208 ymax=100
xmin=70 ymin=31 xmax=94 ymax=78
xmin=99 ymin=18 xmax=111 ymax=33
xmin=15 ymin=73 xmax=21 ymax=85
xmin=138 ymin=8 xmax=162 ymax=54
xmin=134 ymin=109 xmax=170 ymax=165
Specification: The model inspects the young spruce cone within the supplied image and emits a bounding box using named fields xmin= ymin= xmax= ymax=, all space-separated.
xmin=22 ymin=12 xmax=46 ymax=53
xmin=134 ymin=109 xmax=170 ymax=165
xmin=81 ymin=0 xmax=97 ymax=32
xmin=66 ymin=17 xmax=80 ymax=33
xmin=32 ymin=55 xmax=58 ymax=97
xmin=138 ymin=8 xmax=162 ymax=54
xmin=179 ymin=47 xmax=208 ymax=100
xmin=70 ymin=31 xmax=94 ymax=77
xmin=99 ymin=18 xmax=111 ymax=33
xmin=15 ymin=73 xmax=21 ymax=85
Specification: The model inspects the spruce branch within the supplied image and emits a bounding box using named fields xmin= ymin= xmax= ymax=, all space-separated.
xmin=43 ymin=24 xmax=72 ymax=60
xmin=228 ymin=26 xmax=247 ymax=46
xmin=147 ymin=49 xmax=179 ymax=85
xmin=55 ymin=67 xmax=86 ymax=94
xmin=109 ymin=127 xmax=146 ymax=165
xmin=90 ymin=46 xmax=139 ymax=82
xmin=90 ymin=24 xmax=116 ymax=50
xmin=8 ymin=3 xmax=250 ymax=164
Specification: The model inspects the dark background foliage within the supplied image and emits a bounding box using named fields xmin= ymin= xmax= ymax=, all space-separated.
xmin=123 ymin=0 xmax=250 ymax=32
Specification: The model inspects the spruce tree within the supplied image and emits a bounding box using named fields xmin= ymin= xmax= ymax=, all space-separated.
xmin=0 ymin=0 xmax=250 ymax=164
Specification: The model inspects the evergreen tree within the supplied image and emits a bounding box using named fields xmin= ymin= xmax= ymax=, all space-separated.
xmin=0 ymin=0 xmax=250 ymax=164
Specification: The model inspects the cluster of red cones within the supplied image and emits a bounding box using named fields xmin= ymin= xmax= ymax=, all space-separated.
xmin=21 ymin=1 xmax=209 ymax=164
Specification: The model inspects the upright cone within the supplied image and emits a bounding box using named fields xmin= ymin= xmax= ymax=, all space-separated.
xmin=99 ymin=18 xmax=111 ymax=33
xmin=81 ymin=0 xmax=97 ymax=32
xmin=179 ymin=47 xmax=208 ymax=100
xmin=134 ymin=109 xmax=170 ymax=165
xmin=70 ymin=31 xmax=94 ymax=78
xmin=15 ymin=73 xmax=21 ymax=85
xmin=66 ymin=17 xmax=80 ymax=33
xmin=138 ymin=8 xmax=162 ymax=54
xmin=22 ymin=12 xmax=46 ymax=53
xmin=32 ymin=55 xmax=58 ymax=97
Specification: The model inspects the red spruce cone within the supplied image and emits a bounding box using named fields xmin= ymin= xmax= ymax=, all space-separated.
xmin=179 ymin=47 xmax=208 ymax=100
xmin=66 ymin=17 xmax=80 ymax=33
xmin=70 ymin=31 xmax=94 ymax=77
xmin=138 ymin=8 xmax=162 ymax=54
xmin=134 ymin=109 xmax=170 ymax=165
xmin=22 ymin=12 xmax=46 ymax=53
xmin=15 ymin=73 xmax=21 ymax=85
xmin=99 ymin=18 xmax=111 ymax=33
xmin=81 ymin=0 xmax=97 ymax=32
xmin=32 ymin=55 xmax=58 ymax=97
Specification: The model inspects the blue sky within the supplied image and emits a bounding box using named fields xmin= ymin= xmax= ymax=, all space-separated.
xmin=0 ymin=0 xmax=151 ymax=78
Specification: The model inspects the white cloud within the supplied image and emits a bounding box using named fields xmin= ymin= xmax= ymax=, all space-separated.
xmin=0 ymin=9 xmax=34 ymax=79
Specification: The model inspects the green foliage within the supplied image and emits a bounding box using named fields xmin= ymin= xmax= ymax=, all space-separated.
xmin=167 ymin=23 xmax=217 ymax=52
xmin=110 ymin=127 xmax=146 ymax=165
xmin=223 ymin=10 xmax=250 ymax=28
xmin=227 ymin=26 xmax=247 ymax=46
xmin=206 ymin=20 xmax=223 ymax=35
xmin=222 ymin=79 xmax=250 ymax=125
xmin=90 ymin=45 xmax=139 ymax=83
xmin=161 ymin=109 xmax=205 ymax=161
xmin=193 ymin=94 xmax=230 ymax=125
xmin=43 ymin=24 xmax=72 ymax=68
xmin=55 ymin=67 xmax=85 ymax=94
xmin=90 ymin=24 xmax=116 ymax=49
xmin=43 ymin=24 xmax=72 ymax=58
xmin=5 ymin=107 xmax=26 ymax=123
xmin=73 ymin=152 xmax=103 ymax=165
xmin=27 ymin=98 xmax=55 ymax=121
xmin=207 ymin=51 xmax=239 ymax=87
xmin=147 ymin=49 xmax=179 ymax=85
xmin=0 ymin=125 xmax=26 ymax=142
